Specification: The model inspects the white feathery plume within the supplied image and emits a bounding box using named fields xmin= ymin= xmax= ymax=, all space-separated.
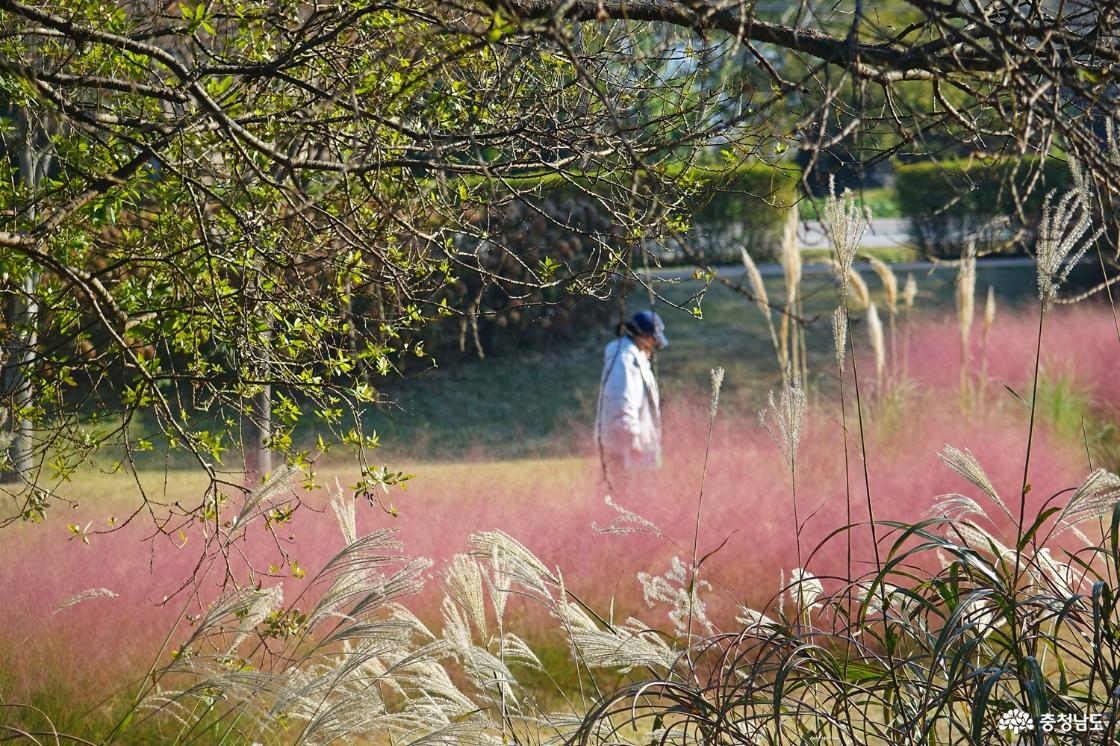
xmin=981 ymin=285 xmax=996 ymax=349
xmin=330 ymin=479 xmax=357 ymax=546
xmin=1053 ymin=468 xmax=1120 ymax=537
xmin=1035 ymin=547 xmax=1078 ymax=598
xmin=1036 ymin=159 xmax=1102 ymax=308
xmin=639 ymin=556 xmax=715 ymax=636
xmin=740 ymin=246 xmax=772 ymax=313
xmin=735 ymin=605 xmax=777 ymax=632
xmin=846 ymin=266 xmax=871 ymax=310
xmin=857 ymin=580 xmax=915 ymax=621
xmin=868 ymin=257 xmax=899 ymax=314
xmin=226 ymin=584 xmax=283 ymax=654
xmin=827 ymin=260 xmax=869 ymax=309
xmin=592 ymin=494 xmax=664 ymax=537
xmin=53 ymin=587 xmax=118 ymax=614
xmin=903 ymin=273 xmax=918 ymax=310
xmin=867 ymin=302 xmax=885 ymax=382
xmin=759 ymin=371 xmax=806 ymax=465
xmin=953 ymin=521 xmax=1015 ymax=562
xmin=741 ymin=247 xmax=780 ymax=358
xmin=710 ymin=366 xmax=725 ymax=418
xmin=468 ymin=530 xmax=557 ymax=598
xmin=957 ymin=245 xmax=976 ymax=354
xmin=781 ymin=207 xmax=802 ymax=295
xmin=937 ymin=445 xmax=1012 ymax=518
xmin=821 ymin=178 xmax=868 ymax=280
xmin=484 ymin=543 xmax=512 ymax=625
xmin=554 ymin=583 xmax=677 ymax=671
xmin=789 ymin=568 xmax=824 ymax=612
xmin=442 ymin=554 xmax=488 ymax=639
xmin=924 ymin=494 xmax=989 ymax=524
xmin=831 ymin=306 xmax=847 ymax=371
xmin=231 ymin=463 xmax=298 ymax=530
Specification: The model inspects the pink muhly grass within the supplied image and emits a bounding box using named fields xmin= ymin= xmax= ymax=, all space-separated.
xmin=0 ymin=316 xmax=1104 ymax=712
xmin=897 ymin=303 xmax=1120 ymax=410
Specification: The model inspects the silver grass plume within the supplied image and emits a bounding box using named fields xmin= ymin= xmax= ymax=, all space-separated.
xmin=781 ymin=207 xmax=802 ymax=294
xmin=821 ymin=177 xmax=868 ymax=284
xmin=442 ymin=554 xmax=488 ymax=639
xmin=846 ymin=265 xmax=871 ymax=310
xmin=982 ymin=285 xmax=996 ymax=349
xmin=789 ymin=568 xmax=824 ymax=612
xmin=760 ymin=371 xmax=806 ymax=465
xmin=592 ymin=494 xmax=664 ymax=537
xmin=948 ymin=519 xmax=1014 ymax=559
xmin=740 ymin=247 xmax=780 ymax=355
xmin=1037 ymin=158 xmax=1102 ymax=308
xmin=735 ymin=605 xmax=777 ymax=632
xmin=867 ymin=301 xmax=885 ymax=382
xmin=1053 ymin=468 xmax=1120 ymax=537
xmin=831 ymin=306 xmax=847 ymax=371
xmin=468 ymin=530 xmax=557 ymax=599
xmin=231 ymin=463 xmax=299 ymax=530
xmin=329 ymin=479 xmax=357 ymax=546
xmin=639 ymin=555 xmax=715 ymax=636
xmin=710 ymin=366 xmax=725 ymax=418
xmin=938 ymin=445 xmax=1012 ymax=519
xmin=903 ymin=273 xmax=918 ymax=310
xmin=554 ymin=580 xmax=677 ymax=671
xmin=1035 ymin=547 xmax=1078 ymax=598
xmin=53 ymin=587 xmax=117 ymax=614
xmin=924 ymin=494 xmax=989 ymax=524
xmin=957 ymin=245 xmax=976 ymax=353
xmin=857 ymin=580 xmax=916 ymax=621
xmin=868 ymin=257 xmax=899 ymax=314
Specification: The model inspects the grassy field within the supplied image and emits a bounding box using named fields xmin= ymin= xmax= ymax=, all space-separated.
xmin=365 ymin=261 xmax=1046 ymax=460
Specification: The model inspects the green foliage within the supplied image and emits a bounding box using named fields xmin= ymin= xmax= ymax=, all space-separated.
xmin=895 ymin=157 xmax=1073 ymax=257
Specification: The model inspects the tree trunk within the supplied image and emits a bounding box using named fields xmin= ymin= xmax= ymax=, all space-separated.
xmin=2 ymin=118 xmax=50 ymax=484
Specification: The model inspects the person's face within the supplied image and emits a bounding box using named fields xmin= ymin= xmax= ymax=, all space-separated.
xmin=634 ymin=334 xmax=657 ymax=357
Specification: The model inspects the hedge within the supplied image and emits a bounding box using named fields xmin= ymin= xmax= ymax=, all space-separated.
xmin=894 ymin=157 xmax=1073 ymax=257
xmin=683 ymin=162 xmax=799 ymax=262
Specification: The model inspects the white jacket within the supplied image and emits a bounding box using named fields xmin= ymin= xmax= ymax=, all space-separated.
xmin=595 ymin=336 xmax=661 ymax=469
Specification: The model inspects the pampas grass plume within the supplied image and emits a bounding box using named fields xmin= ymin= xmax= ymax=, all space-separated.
xmin=957 ymin=248 xmax=976 ymax=353
xmin=903 ymin=273 xmax=917 ymax=310
xmin=867 ymin=302 xmax=886 ymax=381
xmin=982 ymin=286 xmax=996 ymax=348
xmin=868 ymin=257 xmax=898 ymax=314
xmin=847 ymin=267 xmax=870 ymax=310
xmin=831 ymin=306 xmax=847 ymax=371
xmin=781 ymin=207 xmax=802 ymax=294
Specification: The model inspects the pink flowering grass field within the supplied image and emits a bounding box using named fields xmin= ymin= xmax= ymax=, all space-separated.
xmin=0 ymin=303 xmax=1115 ymax=732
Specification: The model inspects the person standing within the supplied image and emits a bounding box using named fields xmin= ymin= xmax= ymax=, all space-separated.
xmin=595 ymin=310 xmax=668 ymax=475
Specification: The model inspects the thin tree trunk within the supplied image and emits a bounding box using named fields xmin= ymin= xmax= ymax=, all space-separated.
xmin=3 ymin=120 xmax=50 ymax=483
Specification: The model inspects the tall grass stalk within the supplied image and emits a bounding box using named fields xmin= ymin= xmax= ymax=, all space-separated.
xmin=779 ymin=206 xmax=802 ymax=384
xmin=867 ymin=301 xmax=886 ymax=385
xmin=686 ymin=367 xmax=723 ymax=647
xmin=956 ymin=244 xmax=976 ymax=392
xmin=870 ymin=256 xmax=900 ymax=373
xmin=740 ymin=247 xmax=781 ymax=366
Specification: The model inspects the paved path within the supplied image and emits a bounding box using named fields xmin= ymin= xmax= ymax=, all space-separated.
xmin=641 ymin=255 xmax=1036 ymax=281
xmin=799 ymin=218 xmax=911 ymax=250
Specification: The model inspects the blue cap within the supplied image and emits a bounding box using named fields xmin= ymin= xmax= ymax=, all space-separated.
xmin=629 ymin=310 xmax=668 ymax=349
